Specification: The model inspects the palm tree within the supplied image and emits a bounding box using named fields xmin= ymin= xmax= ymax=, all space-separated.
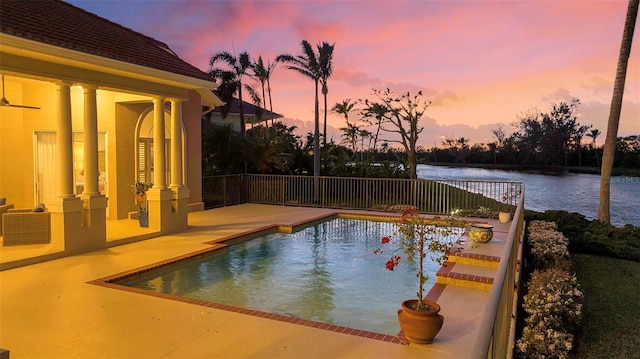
xmin=244 ymin=85 xmax=264 ymax=127
xmin=318 ymin=42 xmax=335 ymax=147
xmin=277 ymin=40 xmax=322 ymax=180
xmin=250 ymin=56 xmax=278 ymax=126
xmin=339 ymin=123 xmax=360 ymax=155
xmin=332 ymin=99 xmax=356 ymax=152
xmin=588 ymin=128 xmax=602 ymax=166
xmin=209 ymin=51 xmax=252 ymax=136
xmin=599 ymin=0 xmax=638 ymax=223
xmin=361 ymin=101 xmax=389 ymax=153
xmin=457 ymin=137 xmax=470 ymax=164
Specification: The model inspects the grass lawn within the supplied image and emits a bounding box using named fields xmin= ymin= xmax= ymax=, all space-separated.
xmin=571 ymin=254 xmax=640 ymax=358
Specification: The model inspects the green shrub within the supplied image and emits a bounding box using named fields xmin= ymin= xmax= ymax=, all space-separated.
xmin=527 ymin=221 xmax=570 ymax=269
xmin=524 ymin=210 xmax=640 ymax=262
xmin=516 ymin=220 xmax=583 ymax=358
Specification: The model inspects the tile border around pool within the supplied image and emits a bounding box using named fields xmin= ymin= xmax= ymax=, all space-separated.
xmin=88 ymin=278 xmax=449 ymax=346
xmin=87 ymin=211 xmax=465 ymax=346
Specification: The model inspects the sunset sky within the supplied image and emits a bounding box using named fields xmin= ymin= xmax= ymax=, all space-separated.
xmin=68 ymin=0 xmax=639 ymax=148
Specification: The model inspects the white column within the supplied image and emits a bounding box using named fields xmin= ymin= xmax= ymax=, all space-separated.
xmin=82 ymin=85 xmax=100 ymax=195
xmin=56 ymin=81 xmax=75 ymax=198
xmin=169 ymin=99 xmax=183 ymax=188
xmin=153 ymin=97 xmax=167 ymax=189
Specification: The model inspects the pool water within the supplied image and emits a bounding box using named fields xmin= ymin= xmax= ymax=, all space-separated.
xmin=122 ymin=217 xmax=464 ymax=335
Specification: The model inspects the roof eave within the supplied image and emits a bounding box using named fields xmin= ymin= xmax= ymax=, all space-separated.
xmin=198 ymin=90 xmax=224 ymax=108
xmin=0 ymin=33 xmax=220 ymax=106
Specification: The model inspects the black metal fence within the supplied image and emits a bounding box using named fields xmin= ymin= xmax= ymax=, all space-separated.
xmin=203 ymin=174 xmax=523 ymax=215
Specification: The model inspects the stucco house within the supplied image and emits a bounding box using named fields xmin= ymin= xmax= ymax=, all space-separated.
xmin=206 ymin=97 xmax=283 ymax=132
xmin=0 ymin=0 xmax=222 ymax=254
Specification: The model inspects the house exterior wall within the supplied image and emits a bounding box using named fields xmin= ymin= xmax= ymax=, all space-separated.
xmin=114 ymin=102 xmax=147 ymax=220
xmin=0 ymin=80 xmax=56 ymax=209
xmin=184 ymin=90 xmax=204 ymax=210
xmin=208 ymin=113 xmax=241 ymax=132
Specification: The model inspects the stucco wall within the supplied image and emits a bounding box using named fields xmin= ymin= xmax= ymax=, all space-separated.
xmin=0 ymin=80 xmax=56 ymax=209
xmin=184 ymin=90 xmax=203 ymax=206
xmin=114 ymin=102 xmax=149 ymax=220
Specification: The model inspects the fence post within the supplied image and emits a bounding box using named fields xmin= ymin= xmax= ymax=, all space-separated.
xmin=223 ymin=176 xmax=227 ymax=207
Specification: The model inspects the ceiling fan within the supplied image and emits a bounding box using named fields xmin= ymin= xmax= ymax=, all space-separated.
xmin=0 ymin=74 xmax=41 ymax=110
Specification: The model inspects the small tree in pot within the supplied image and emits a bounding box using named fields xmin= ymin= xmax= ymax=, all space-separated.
xmin=130 ymin=181 xmax=152 ymax=227
xmin=499 ymin=183 xmax=521 ymax=223
xmin=375 ymin=207 xmax=467 ymax=344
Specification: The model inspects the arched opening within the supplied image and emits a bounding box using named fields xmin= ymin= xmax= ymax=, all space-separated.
xmin=134 ymin=104 xmax=187 ymax=186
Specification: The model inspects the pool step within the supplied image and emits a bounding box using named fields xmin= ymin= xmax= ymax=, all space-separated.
xmin=447 ymin=251 xmax=500 ymax=268
xmin=435 ymin=262 xmax=495 ymax=291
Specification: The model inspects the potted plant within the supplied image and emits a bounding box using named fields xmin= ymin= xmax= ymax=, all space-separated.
xmin=499 ymin=183 xmax=521 ymax=223
xmin=130 ymin=181 xmax=152 ymax=227
xmin=374 ymin=207 xmax=468 ymax=344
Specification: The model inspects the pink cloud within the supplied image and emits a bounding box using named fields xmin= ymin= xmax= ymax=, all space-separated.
xmin=68 ymin=0 xmax=640 ymax=144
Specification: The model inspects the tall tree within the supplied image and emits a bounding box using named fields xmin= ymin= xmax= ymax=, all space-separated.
xmin=331 ymin=99 xmax=355 ymax=127
xmin=588 ymin=129 xmax=602 ymax=166
xmin=541 ymin=99 xmax=587 ymax=167
xmin=360 ymin=101 xmax=389 ymax=153
xmin=599 ymin=0 xmax=639 ymax=223
xmin=442 ymin=137 xmax=471 ymax=164
xmin=209 ymin=51 xmax=252 ymax=136
xmin=363 ymin=88 xmax=430 ymax=179
xmin=244 ymin=85 xmax=264 ymax=126
xmin=491 ymin=126 xmax=507 ymax=164
xmin=572 ymin=127 xmax=588 ymax=167
xmin=339 ymin=124 xmax=360 ymax=156
xmin=318 ymin=42 xmax=335 ymax=147
xmin=513 ymin=99 xmax=587 ymax=167
xmin=250 ymin=55 xmax=278 ymax=125
xmin=332 ymin=99 xmax=356 ymax=153
xmin=277 ymin=40 xmax=323 ymax=180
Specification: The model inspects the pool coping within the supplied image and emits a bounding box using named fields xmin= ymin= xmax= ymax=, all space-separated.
xmin=87 ymin=211 xmax=491 ymax=346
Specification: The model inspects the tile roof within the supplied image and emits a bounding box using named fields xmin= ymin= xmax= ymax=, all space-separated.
xmin=0 ymin=0 xmax=212 ymax=82
xmin=213 ymin=97 xmax=283 ymax=121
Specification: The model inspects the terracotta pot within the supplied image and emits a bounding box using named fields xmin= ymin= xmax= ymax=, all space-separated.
xmin=135 ymin=192 xmax=147 ymax=205
xmin=469 ymin=223 xmax=493 ymax=243
xmin=397 ymin=299 xmax=444 ymax=344
xmin=499 ymin=211 xmax=511 ymax=223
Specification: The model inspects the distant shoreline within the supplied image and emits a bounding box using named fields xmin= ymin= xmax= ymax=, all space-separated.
xmin=418 ymin=162 xmax=640 ymax=177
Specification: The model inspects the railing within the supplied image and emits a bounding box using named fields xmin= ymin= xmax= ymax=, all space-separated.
xmin=202 ymin=175 xmax=246 ymax=208
xmin=203 ymin=174 xmax=523 ymax=215
xmin=471 ymin=188 xmax=525 ymax=359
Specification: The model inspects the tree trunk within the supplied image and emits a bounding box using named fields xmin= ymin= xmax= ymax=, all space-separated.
xmin=313 ymin=79 xmax=321 ymax=202
xmin=238 ymin=80 xmax=247 ymax=173
xmin=238 ymin=81 xmax=246 ymax=137
xmin=323 ymin=91 xmax=328 ymax=148
xmin=408 ymin=148 xmax=417 ymax=179
xmin=578 ymin=145 xmax=582 ymax=167
xmin=598 ymin=0 xmax=638 ymax=223
xmin=267 ymin=79 xmax=274 ymax=126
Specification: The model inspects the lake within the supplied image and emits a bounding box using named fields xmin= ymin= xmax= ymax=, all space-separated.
xmin=416 ymin=164 xmax=639 ymax=227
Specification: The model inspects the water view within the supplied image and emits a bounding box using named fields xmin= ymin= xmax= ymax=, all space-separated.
xmin=122 ymin=218 xmax=464 ymax=335
xmin=417 ymin=164 xmax=639 ymax=227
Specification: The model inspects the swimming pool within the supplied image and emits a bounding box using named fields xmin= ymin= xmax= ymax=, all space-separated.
xmin=119 ymin=217 xmax=464 ymax=336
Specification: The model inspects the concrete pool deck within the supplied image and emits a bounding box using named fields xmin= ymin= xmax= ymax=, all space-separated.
xmin=0 ymin=204 xmax=513 ymax=358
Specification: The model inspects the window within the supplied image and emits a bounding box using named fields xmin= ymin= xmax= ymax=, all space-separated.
xmin=137 ymin=137 xmax=170 ymax=185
